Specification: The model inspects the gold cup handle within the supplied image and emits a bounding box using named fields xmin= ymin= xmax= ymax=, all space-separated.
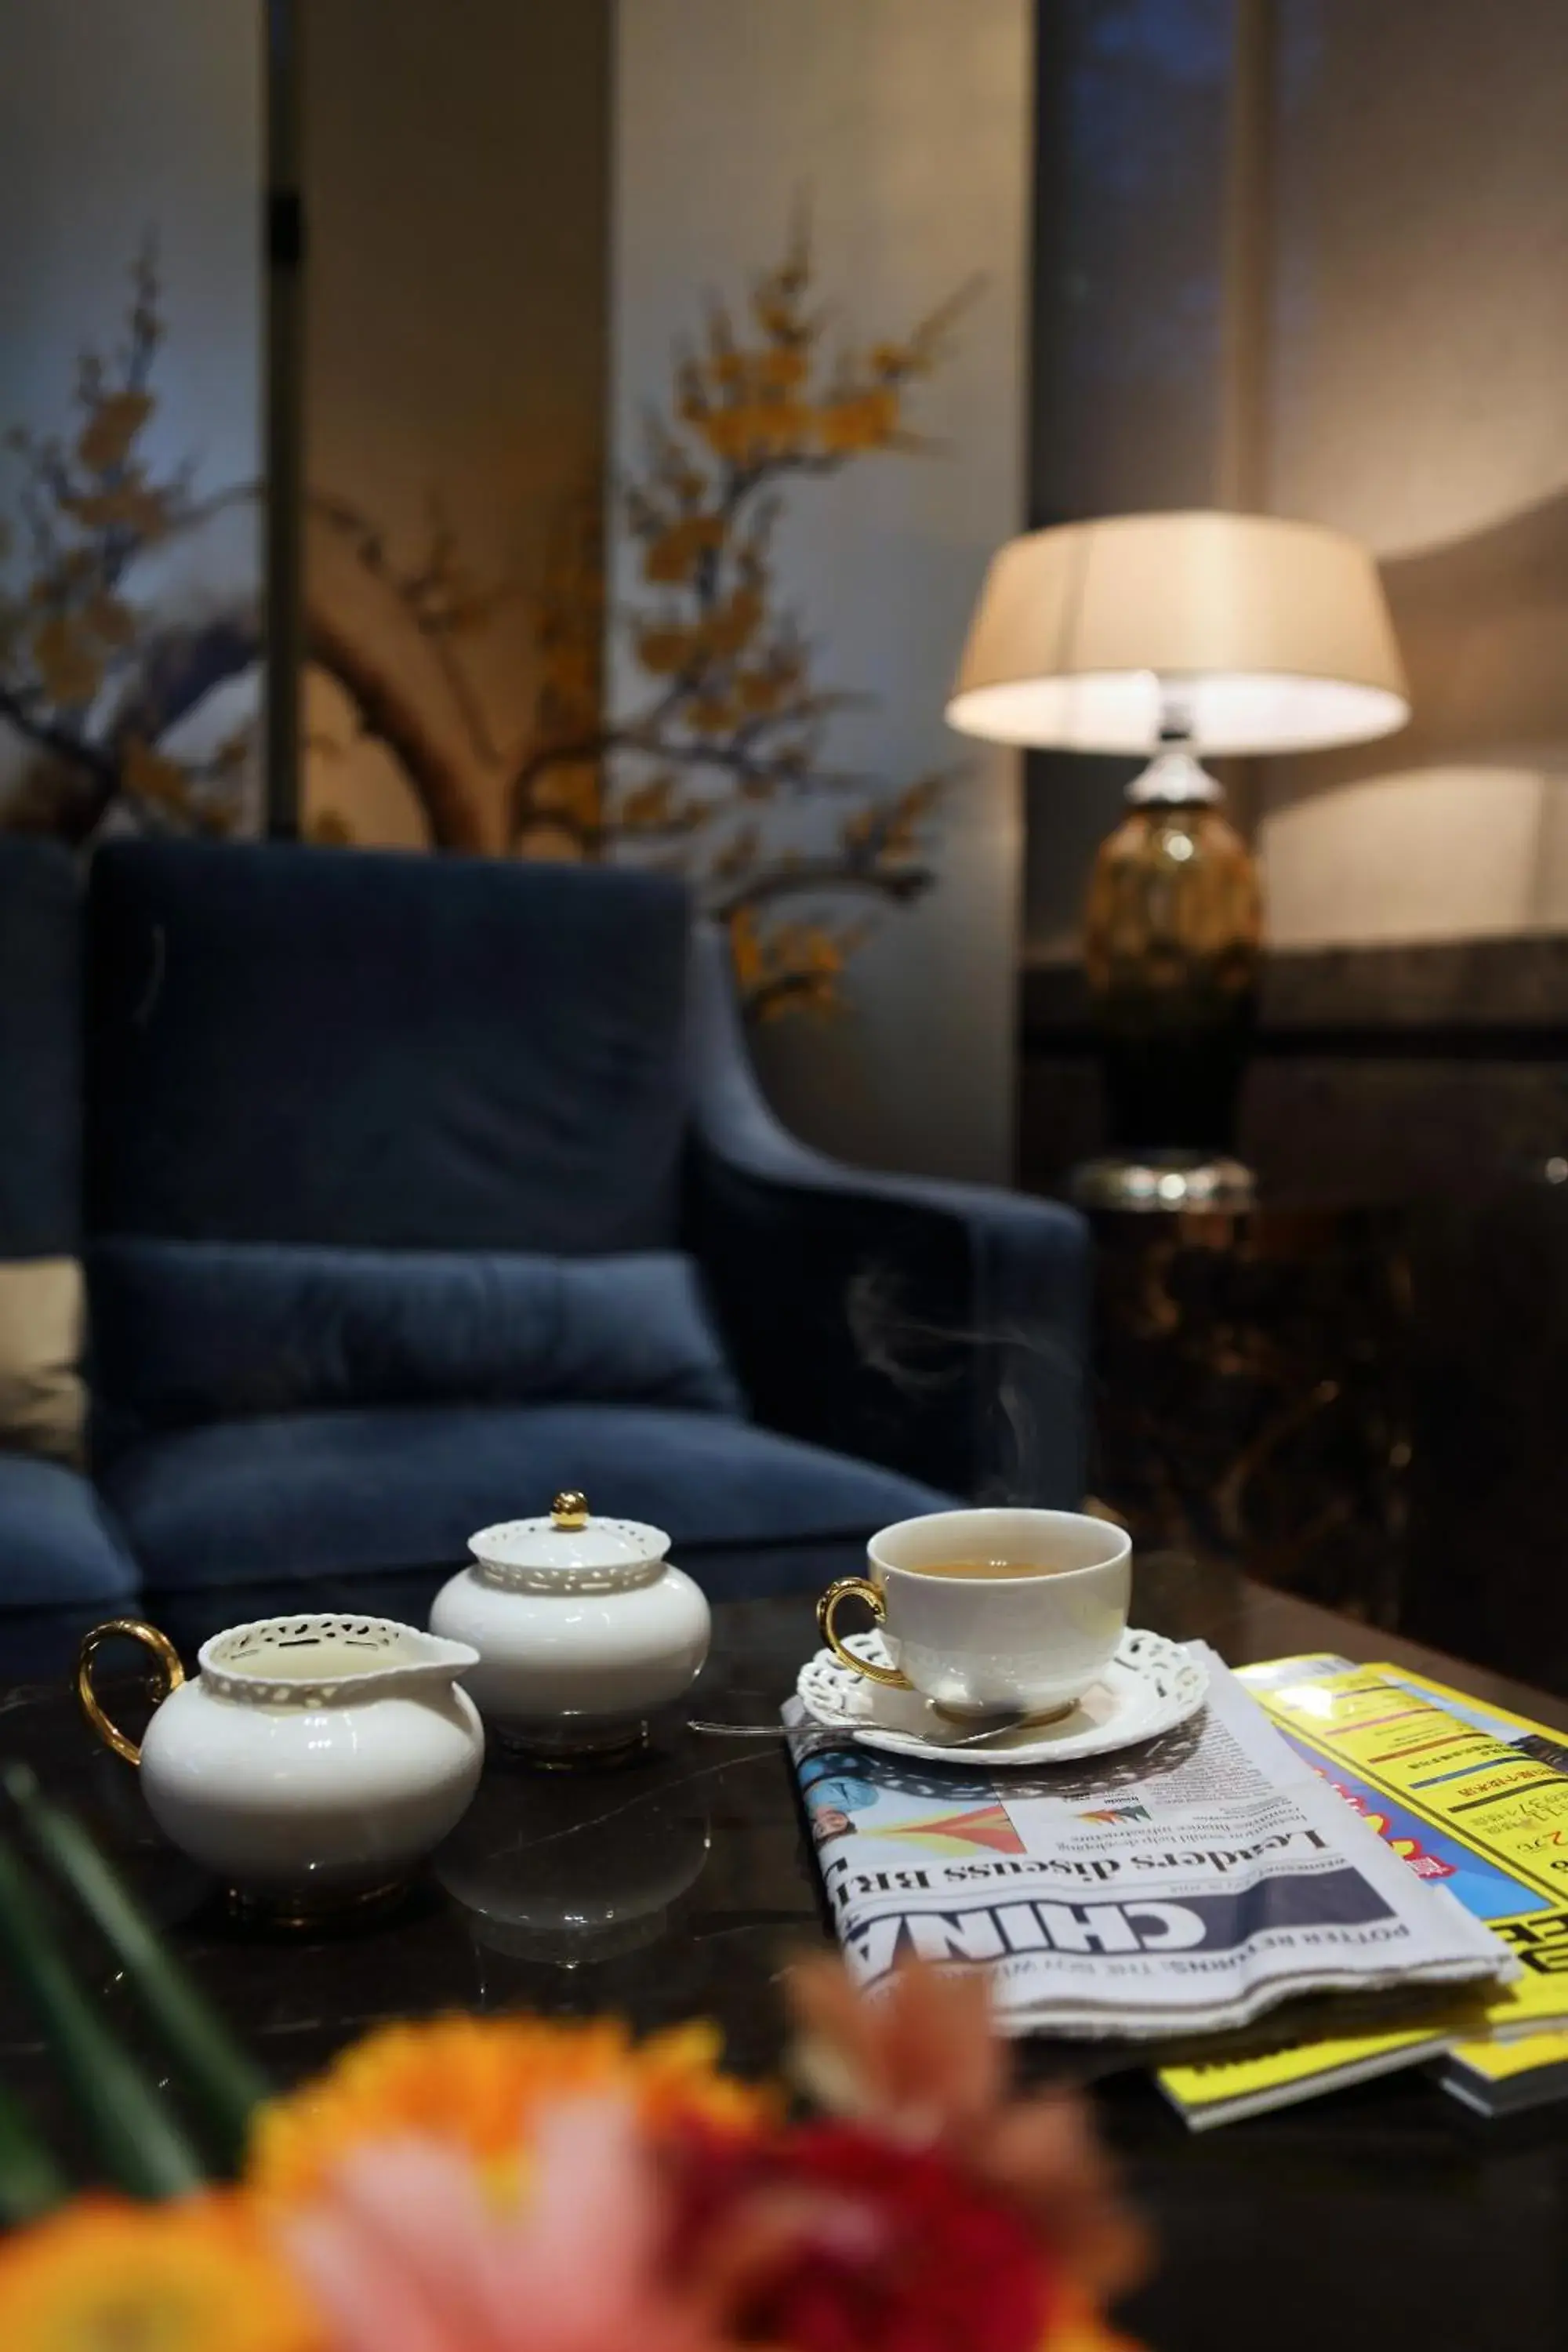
xmin=76 ymin=1620 xmax=186 ymax=1767
xmin=815 ymin=1577 xmax=913 ymax=1690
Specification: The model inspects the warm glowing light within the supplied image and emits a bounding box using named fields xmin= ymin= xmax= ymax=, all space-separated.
xmin=948 ymin=511 xmax=1409 ymax=756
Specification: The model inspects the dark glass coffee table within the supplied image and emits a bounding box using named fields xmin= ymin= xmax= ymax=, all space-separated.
xmin=0 ymin=1552 xmax=1563 ymax=2352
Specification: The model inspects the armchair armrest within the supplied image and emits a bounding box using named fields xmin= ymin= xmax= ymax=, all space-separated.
xmin=683 ymin=927 xmax=1091 ymax=1504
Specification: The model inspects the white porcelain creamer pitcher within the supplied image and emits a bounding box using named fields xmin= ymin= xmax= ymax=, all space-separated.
xmin=78 ymin=1613 xmax=484 ymax=1913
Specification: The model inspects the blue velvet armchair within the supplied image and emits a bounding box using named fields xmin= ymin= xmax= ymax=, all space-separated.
xmin=0 ymin=838 xmax=1090 ymax=1610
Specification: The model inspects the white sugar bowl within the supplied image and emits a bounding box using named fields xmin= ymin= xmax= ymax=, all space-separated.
xmin=430 ymin=1492 xmax=711 ymax=1762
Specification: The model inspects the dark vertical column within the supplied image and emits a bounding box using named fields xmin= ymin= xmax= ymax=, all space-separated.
xmin=1021 ymin=2 xmax=1139 ymax=995
xmin=1026 ymin=0 xmax=1075 ymax=533
xmin=263 ymin=0 xmax=305 ymax=840
xmin=1215 ymin=0 xmax=1277 ymax=513
xmin=1215 ymin=0 xmax=1277 ymax=833
xmin=1018 ymin=2 xmax=1073 ymax=1180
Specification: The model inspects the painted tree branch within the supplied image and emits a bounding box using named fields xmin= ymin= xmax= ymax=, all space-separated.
xmin=0 ymin=684 xmax=117 ymax=789
xmin=501 ymin=224 xmax=978 ymax=1007
xmin=707 ymin=853 xmax=934 ymax=920
xmin=307 ymin=489 xmax=515 ymax=774
xmin=305 ymin=602 xmax=487 ymax=853
xmin=3 ymin=229 xmax=967 ymax=1022
xmin=0 ymin=242 xmax=265 ymax=843
xmin=108 ymin=615 xmax=260 ymax=755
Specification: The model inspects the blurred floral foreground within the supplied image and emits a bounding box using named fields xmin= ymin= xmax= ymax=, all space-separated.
xmin=0 ymin=1960 xmax=1147 ymax=2352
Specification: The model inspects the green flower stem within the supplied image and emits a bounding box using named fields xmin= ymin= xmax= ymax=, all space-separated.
xmin=0 ymin=1833 xmax=206 ymax=2200
xmin=4 ymin=1766 xmax=267 ymax=2167
xmin=0 ymin=2076 xmax=68 ymax=2223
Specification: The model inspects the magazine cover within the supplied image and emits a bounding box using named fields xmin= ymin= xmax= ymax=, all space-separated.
xmin=1159 ymin=1656 xmax=1568 ymax=2125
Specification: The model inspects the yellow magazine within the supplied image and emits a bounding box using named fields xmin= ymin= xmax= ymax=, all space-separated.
xmin=1157 ymin=1653 xmax=1568 ymax=2127
xmin=1159 ymin=2017 xmax=1457 ymax=2130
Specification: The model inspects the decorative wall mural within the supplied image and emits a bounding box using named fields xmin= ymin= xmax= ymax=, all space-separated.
xmin=613 ymin=0 xmax=1029 ymax=1175
xmin=309 ymin=225 xmax=976 ymax=1018
xmin=2 ymin=231 xmax=974 ymax=1029
xmin=0 ymin=245 xmax=257 ymax=842
xmin=520 ymin=223 xmax=978 ymax=1017
xmin=303 ymin=490 xmax=520 ymax=855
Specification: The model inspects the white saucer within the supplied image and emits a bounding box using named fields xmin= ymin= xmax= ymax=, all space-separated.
xmin=795 ymin=1628 xmax=1208 ymax=1766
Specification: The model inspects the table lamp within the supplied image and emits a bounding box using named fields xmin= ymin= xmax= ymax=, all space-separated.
xmin=947 ymin=510 xmax=1409 ymax=1208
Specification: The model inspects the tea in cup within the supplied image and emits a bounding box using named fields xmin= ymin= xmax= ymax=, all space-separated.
xmin=817 ymin=1507 xmax=1132 ymax=1719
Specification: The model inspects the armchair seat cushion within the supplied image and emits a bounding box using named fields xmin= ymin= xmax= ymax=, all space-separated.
xmin=99 ymin=1402 xmax=954 ymax=1592
xmin=0 ymin=1452 xmax=140 ymax=1607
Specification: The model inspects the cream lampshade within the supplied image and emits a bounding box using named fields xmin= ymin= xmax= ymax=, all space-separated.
xmin=946 ymin=510 xmax=1409 ymax=759
xmin=946 ymin=510 xmax=1409 ymax=1208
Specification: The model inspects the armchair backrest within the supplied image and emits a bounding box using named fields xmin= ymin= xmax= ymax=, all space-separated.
xmin=86 ymin=840 xmax=694 ymax=1254
xmin=0 ymin=838 xmax=79 ymax=1261
xmin=0 ymin=837 xmax=85 ymax=1463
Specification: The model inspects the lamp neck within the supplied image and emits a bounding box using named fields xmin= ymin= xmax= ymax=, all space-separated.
xmin=1125 ymin=747 xmax=1225 ymax=808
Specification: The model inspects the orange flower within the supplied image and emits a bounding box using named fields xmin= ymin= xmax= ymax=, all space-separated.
xmin=636 ymin=620 xmax=699 ymax=675
xmin=123 ymin=735 xmax=194 ymax=811
xmin=59 ymin=480 xmax=171 ymax=539
xmin=31 ymin=614 xmax=102 ymax=707
xmin=813 ymin=385 xmax=900 ymax=453
xmin=1044 ymin=2281 xmax=1149 ymax=2352
xmin=758 ymin=347 xmax=809 ymax=390
xmin=643 ymin=514 xmax=724 ymax=586
xmin=75 ymin=388 xmax=153 ymax=474
xmin=248 ymin=2014 xmax=766 ymax=2206
xmin=0 ymin=2191 xmax=324 ymax=2352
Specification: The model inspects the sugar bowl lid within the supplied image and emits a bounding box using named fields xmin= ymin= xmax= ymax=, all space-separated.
xmin=468 ymin=1491 xmax=671 ymax=1583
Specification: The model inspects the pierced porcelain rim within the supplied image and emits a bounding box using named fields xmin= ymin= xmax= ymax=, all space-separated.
xmin=469 ymin=1555 xmax=668 ymax=1597
xmin=468 ymin=1515 xmax=671 ymax=1584
xmin=198 ymin=1613 xmax=475 ymax=1708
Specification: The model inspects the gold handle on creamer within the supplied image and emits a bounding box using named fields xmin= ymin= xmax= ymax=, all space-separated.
xmin=76 ymin=1620 xmax=185 ymax=1767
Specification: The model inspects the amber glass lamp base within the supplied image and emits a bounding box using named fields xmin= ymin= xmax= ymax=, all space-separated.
xmin=1082 ymin=775 xmax=1263 ymax=1157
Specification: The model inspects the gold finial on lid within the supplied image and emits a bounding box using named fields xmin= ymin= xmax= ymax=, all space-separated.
xmin=551 ymin=1490 xmax=590 ymax=1531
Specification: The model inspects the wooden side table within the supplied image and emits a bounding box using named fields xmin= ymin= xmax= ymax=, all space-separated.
xmin=1084 ymin=1200 xmax=1411 ymax=1624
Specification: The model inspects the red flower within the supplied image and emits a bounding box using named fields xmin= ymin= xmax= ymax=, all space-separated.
xmin=672 ymin=2120 xmax=1054 ymax=2352
xmin=786 ymin=1960 xmax=1149 ymax=2308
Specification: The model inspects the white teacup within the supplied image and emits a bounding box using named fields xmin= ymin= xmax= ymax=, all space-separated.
xmin=817 ymin=1507 xmax=1133 ymax=1719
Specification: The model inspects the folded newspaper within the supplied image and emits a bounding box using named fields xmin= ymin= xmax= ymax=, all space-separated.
xmin=784 ymin=1644 xmax=1515 ymax=2038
